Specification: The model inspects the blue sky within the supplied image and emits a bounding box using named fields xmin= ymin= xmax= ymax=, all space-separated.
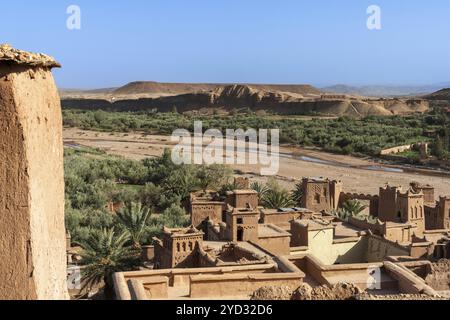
xmin=1 ymin=1 xmax=449 ymax=88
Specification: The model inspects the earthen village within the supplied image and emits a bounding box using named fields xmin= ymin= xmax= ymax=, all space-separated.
xmin=113 ymin=177 xmax=450 ymax=300
xmin=1 ymin=43 xmax=450 ymax=302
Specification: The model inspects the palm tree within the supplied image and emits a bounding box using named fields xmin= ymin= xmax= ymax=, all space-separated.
xmin=342 ymin=200 xmax=367 ymax=218
xmin=291 ymin=182 xmax=304 ymax=205
xmin=262 ymin=189 xmax=295 ymax=209
xmin=80 ymin=228 xmax=138 ymax=299
xmin=116 ymin=202 xmax=151 ymax=248
xmin=219 ymin=180 xmax=240 ymax=196
xmin=332 ymin=209 xmax=351 ymax=222
xmin=250 ymin=182 xmax=269 ymax=205
xmin=163 ymin=165 xmax=199 ymax=200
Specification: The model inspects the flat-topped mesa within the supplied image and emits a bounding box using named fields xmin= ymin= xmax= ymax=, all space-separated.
xmin=0 ymin=45 xmax=67 ymax=300
xmin=0 ymin=44 xmax=61 ymax=68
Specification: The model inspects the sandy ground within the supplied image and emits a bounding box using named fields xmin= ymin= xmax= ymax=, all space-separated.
xmin=63 ymin=128 xmax=450 ymax=198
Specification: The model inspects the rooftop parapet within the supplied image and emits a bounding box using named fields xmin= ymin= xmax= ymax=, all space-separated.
xmin=0 ymin=44 xmax=61 ymax=68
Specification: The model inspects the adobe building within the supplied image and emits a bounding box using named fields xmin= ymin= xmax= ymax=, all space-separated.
xmin=300 ymin=177 xmax=342 ymax=212
xmin=425 ymin=197 xmax=450 ymax=230
xmin=226 ymin=189 xmax=259 ymax=209
xmin=234 ymin=177 xmax=250 ymax=189
xmin=189 ymin=188 xmax=259 ymax=232
xmin=378 ymin=185 xmax=402 ymax=222
xmin=153 ymin=226 xmax=204 ymax=269
xmin=213 ymin=205 xmax=292 ymax=256
xmin=437 ymin=197 xmax=450 ymax=230
xmin=410 ymin=182 xmax=435 ymax=205
xmin=198 ymin=242 xmax=272 ymax=268
xmin=377 ymin=185 xmax=426 ymax=236
xmin=260 ymin=207 xmax=316 ymax=229
xmin=189 ymin=190 xmax=226 ymax=230
xmin=116 ymin=179 xmax=450 ymax=300
xmin=224 ymin=206 xmax=260 ymax=242
xmin=397 ymin=189 xmax=425 ymax=236
xmin=0 ymin=45 xmax=68 ymax=299
xmin=348 ymin=216 xmax=415 ymax=244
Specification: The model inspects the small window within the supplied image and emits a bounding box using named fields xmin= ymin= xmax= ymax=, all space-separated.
xmin=314 ymin=193 xmax=321 ymax=204
xmin=237 ymin=218 xmax=243 ymax=224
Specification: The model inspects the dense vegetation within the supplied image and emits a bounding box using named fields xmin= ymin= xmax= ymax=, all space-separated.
xmin=64 ymin=146 xmax=232 ymax=247
xmin=63 ymin=108 xmax=449 ymax=158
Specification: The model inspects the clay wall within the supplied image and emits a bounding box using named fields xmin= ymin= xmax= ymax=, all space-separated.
xmin=339 ymin=193 xmax=379 ymax=217
xmin=257 ymin=235 xmax=291 ymax=256
xmin=380 ymin=144 xmax=413 ymax=155
xmin=191 ymin=202 xmax=225 ymax=229
xmin=0 ymin=50 xmax=68 ymax=300
xmin=383 ymin=261 xmax=438 ymax=295
xmin=378 ymin=186 xmax=400 ymax=222
xmin=226 ymin=191 xmax=259 ymax=209
xmin=114 ymin=264 xmax=278 ymax=300
xmin=260 ymin=210 xmax=305 ymax=227
xmin=189 ymin=273 xmax=303 ymax=299
xmin=367 ymin=235 xmax=410 ymax=262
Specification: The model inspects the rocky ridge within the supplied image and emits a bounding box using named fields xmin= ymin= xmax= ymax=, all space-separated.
xmin=0 ymin=44 xmax=60 ymax=68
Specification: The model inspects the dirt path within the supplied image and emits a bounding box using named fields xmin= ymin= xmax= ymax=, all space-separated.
xmin=63 ymin=128 xmax=450 ymax=198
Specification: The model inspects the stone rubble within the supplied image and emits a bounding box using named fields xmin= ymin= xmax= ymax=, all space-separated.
xmin=250 ymin=286 xmax=294 ymax=301
xmin=251 ymin=282 xmax=362 ymax=301
xmin=0 ymin=44 xmax=60 ymax=68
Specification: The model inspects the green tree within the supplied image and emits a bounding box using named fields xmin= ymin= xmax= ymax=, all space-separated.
xmin=341 ymin=200 xmax=367 ymax=218
xmin=80 ymin=229 xmax=138 ymax=299
xmin=432 ymin=136 xmax=446 ymax=159
xmin=332 ymin=209 xmax=351 ymax=222
xmin=116 ymin=202 xmax=151 ymax=248
xmin=262 ymin=189 xmax=295 ymax=209
xmin=163 ymin=165 xmax=199 ymax=201
xmin=250 ymin=182 xmax=269 ymax=205
xmin=291 ymin=182 xmax=304 ymax=205
xmin=158 ymin=204 xmax=190 ymax=228
xmin=195 ymin=165 xmax=232 ymax=192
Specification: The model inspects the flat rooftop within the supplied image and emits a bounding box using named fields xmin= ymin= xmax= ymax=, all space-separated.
xmin=227 ymin=189 xmax=258 ymax=195
xmin=261 ymin=207 xmax=313 ymax=214
xmin=334 ymin=222 xmax=363 ymax=238
xmin=258 ymin=224 xmax=291 ymax=238
xmin=294 ymin=219 xmax=334 ymax=231
xmin=203 ymin=241 xmax=271 ymax=259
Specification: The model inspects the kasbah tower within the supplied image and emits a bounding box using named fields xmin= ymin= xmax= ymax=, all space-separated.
xmin=0 ymin=44 xmax=68 ymax=300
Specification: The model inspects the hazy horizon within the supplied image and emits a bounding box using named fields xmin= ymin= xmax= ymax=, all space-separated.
xmin=2 ymin=1 xmax=450 ymax=89
xmin=58 ymin=80 xmax=450 ymax=92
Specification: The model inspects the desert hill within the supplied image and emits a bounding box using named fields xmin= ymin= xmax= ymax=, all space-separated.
xmin=424 ymin=88 xmax=450 ymax=100
xmin=323 ymin=84 xmax=448 ymax=97
xmin=113 ymin=81 xmax=322 ymax=96
xmin=62 ymin=83 xmax=430 ymax=117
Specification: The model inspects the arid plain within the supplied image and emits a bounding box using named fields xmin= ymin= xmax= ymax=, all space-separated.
xmin=64 ymin=127 xmax=450 ymax=198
